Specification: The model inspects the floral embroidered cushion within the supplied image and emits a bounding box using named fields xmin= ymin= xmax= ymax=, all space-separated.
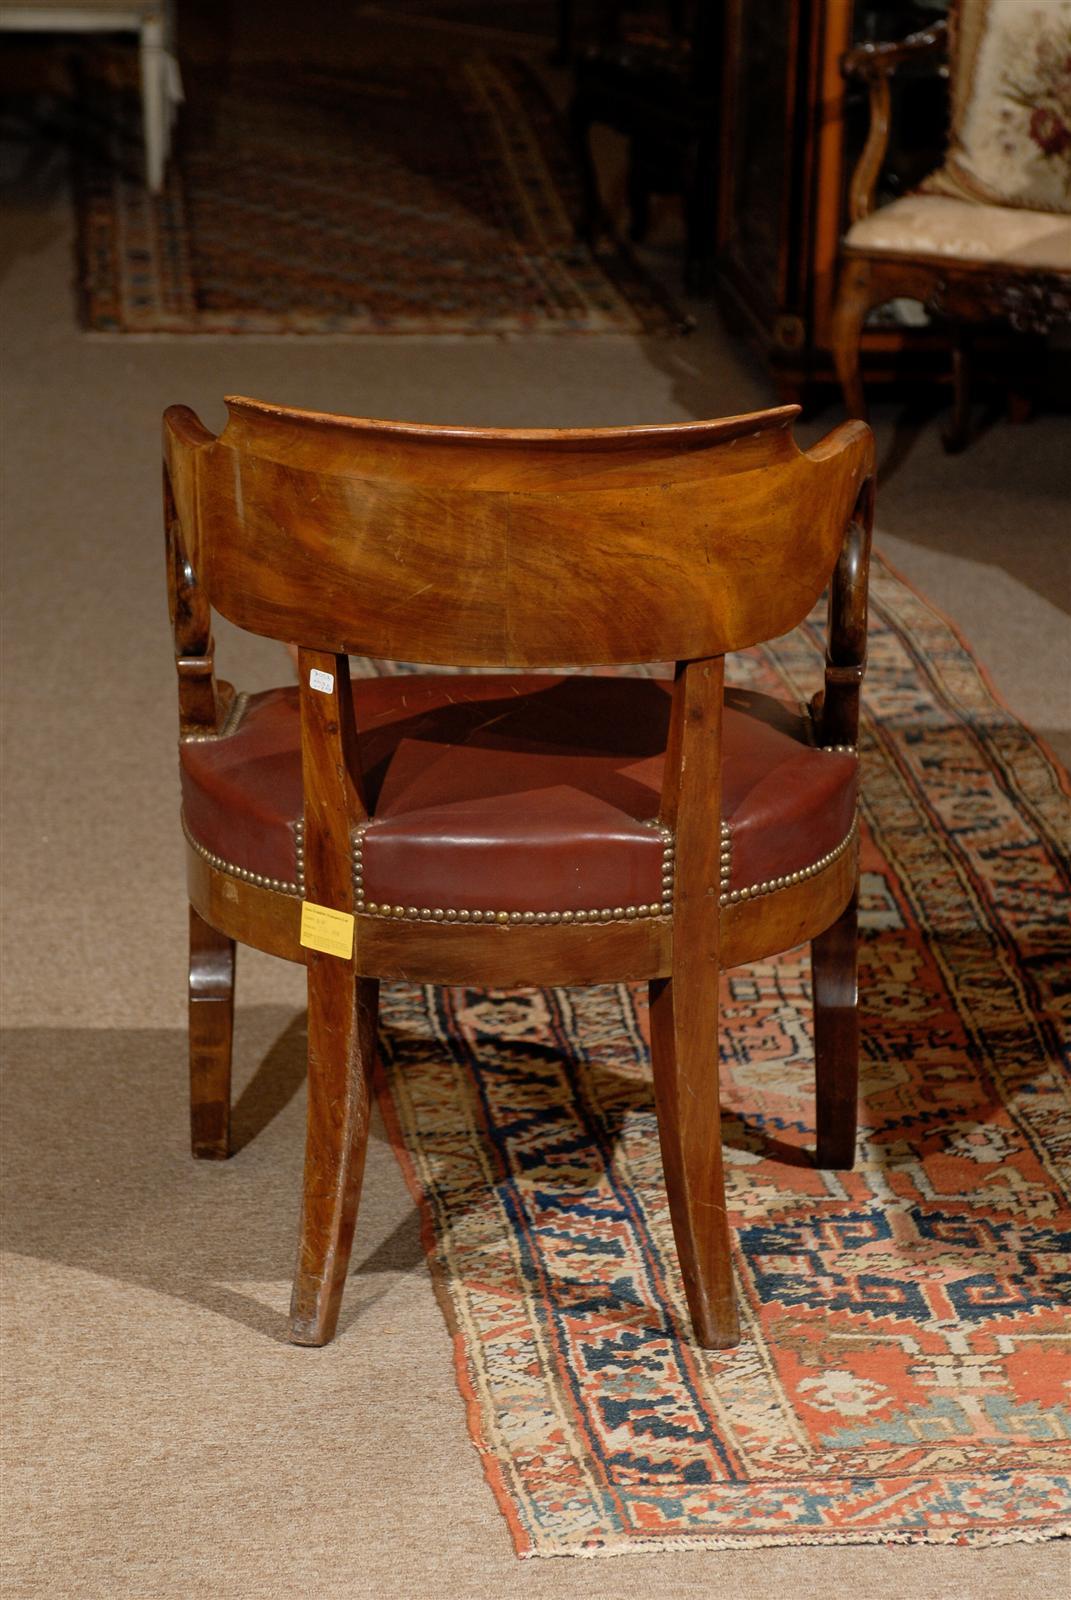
xmin=922 ymin=0 xmax=1071 ymax=214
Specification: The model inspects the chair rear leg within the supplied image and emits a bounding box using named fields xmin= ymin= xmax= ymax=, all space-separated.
xmin=289 ymin=962 xmax=379 ymax=1346
xmin=188 ymin=905 xmax=235 ymax=1159
xmin=811 ymin=886 xmax=859 ymax=1170
xmin=649 ymin=975 xmax=739 ymax=1349
xmin=942 ymin=327 xmax=973 ymax=454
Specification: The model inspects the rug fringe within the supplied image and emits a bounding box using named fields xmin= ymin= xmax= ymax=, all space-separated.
xmin=518 ymin=1522 xmax=1071 ymax=1558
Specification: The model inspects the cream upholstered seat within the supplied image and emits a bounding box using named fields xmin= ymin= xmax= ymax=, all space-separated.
xmin=845 ymin=195 xmax=1071 ymax=273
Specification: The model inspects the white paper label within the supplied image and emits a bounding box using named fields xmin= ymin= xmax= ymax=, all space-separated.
xmin=309 ymin=668 xmax=334 ymax=694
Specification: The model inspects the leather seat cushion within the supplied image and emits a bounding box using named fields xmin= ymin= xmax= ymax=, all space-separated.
xmin=844 ymin=194 xmax=1071 ymax=271
xmin=180 ymin=675 xmax=857 ymax=915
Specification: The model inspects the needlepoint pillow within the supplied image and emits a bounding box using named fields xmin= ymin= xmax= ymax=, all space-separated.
xmin=922 ymin=0 xmax=1071 ymax=214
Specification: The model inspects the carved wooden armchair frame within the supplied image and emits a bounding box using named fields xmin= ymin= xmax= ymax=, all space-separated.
xmin=165 ymin=397 xmax=874 ymax=1351
xmin=831 ymin=20 xmax=1071 ymax=450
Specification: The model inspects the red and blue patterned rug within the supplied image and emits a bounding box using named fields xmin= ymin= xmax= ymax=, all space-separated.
xmin=367 ymin=558 xmax=1071 ymax=1556
xmin=74 ymin=49 xmax=683 ymax=335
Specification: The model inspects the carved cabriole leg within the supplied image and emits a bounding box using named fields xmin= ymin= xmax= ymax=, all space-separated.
xmin=188 ymin=905 xmax=235 ymax=1159
xmin=290 ymin=968 xmax=379 ymax=1346
xmin=832 ymin=256 xmax=878 ymax=421
xmin=811 ymin=884 xmax=860 ymax=1170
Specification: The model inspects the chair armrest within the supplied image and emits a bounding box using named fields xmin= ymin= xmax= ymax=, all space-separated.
xmin=842 ymin=21 xmax=947 ymax=224
xmin=814 ymin=479 xmax=874 ymax=751
xmin=164 ymin=462 xmax=234 ymax=738
xmin=842 ymin=20 xmax=947 ymax=83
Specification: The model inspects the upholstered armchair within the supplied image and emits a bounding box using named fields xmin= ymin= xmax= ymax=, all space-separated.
xmin=832 ymin=2 xmax=1071 ymax=450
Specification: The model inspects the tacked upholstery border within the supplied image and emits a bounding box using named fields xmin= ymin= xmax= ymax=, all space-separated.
xmin=182 ymin=808 xmax=860 ymax=919
xmin=182 ymin=810 xmax=305 ymax=896
xmin=351 ymin=820 xmax=676 ymax=925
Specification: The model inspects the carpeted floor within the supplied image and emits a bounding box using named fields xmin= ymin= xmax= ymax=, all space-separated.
xmin=74 ymin=47 xmax=680 ymax=334
xmin=372 ymin=570 xmax=1069 ymax=1556
xmin=2 ymin=2 xmax=1070 ymax=1595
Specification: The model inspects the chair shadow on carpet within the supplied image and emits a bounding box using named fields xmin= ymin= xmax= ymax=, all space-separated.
xmin=3 ymin=921 xmax=1054 ymax=1342
xmin=0 ymin=1009 xmax=427 ymax=1345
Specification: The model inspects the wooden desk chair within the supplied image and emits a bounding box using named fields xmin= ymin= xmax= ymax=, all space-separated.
xmin=165 ymin=397 xmax=874 ymax=1351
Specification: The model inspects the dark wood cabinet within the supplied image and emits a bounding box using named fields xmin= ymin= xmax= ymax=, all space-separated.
xmin=715 ymin=0 xmax=950 ymax=399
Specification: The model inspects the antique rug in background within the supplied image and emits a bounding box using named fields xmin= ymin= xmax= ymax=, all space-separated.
xmin=74 ymin=50 xmax=683 ymax=335
xmin=367 ymin=559 xmax=1071 ymax=1557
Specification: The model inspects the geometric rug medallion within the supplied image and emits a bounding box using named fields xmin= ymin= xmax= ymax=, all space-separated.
xmin=369 ymin=559 xmax=1071 ymax=1555
xmin=74 ymin=50 xmax=684 ymax=336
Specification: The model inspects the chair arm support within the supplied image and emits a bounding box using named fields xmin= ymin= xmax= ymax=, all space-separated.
xmin=164 ymin=463 xmax=233 ymax=737
xmin=842 ymin=21 xmax=948 ymax=224
xmin=841 ymin=20 xmax=947 ymax=82
xmin=816 ymin=480 xmax=874 ymax=750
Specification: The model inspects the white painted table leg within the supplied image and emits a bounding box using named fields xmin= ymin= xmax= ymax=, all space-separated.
xmin=139 ymin=13 xmax=165 ymax=191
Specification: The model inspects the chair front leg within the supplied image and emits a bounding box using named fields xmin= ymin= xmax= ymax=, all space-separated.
xmin=189 ymin=905 xmax=235 ymax=1159
xmin=832 ymin=257 xmax=881 ymax=420
xmin=289 ymin=963 xmax=379 ymax=1346
xmin=811 ymin=885 xmax=859 ymax=1170
xmin=649 ymin=973 xmax=739 ymax=1349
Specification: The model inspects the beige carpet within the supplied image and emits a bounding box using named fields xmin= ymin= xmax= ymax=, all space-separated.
xmin=2 ymin=15 xmax=1070 ymax=1596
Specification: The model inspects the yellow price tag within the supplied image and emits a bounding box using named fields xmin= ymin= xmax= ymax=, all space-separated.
xmin=300 ymin=901 xmax=355 ymax=959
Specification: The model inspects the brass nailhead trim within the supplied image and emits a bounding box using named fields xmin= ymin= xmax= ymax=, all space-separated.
xmin=180 ymin=692 xmax=250 ymax=744
xmin=822 ymin=743 xmax=858 ymax=756
xmin=720 ymin=813 xmax=858 ymax=906
xmin=182 ymin=811 xmax=305 ymax=897
xmin=184 ymin=806 xmax=856 ymax=919
xmin=352 ymin=819 xmax=676 ymax=924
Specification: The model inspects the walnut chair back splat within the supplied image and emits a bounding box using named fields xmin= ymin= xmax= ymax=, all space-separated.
xmin=165 ymin=396 xmax=875 ymax=1351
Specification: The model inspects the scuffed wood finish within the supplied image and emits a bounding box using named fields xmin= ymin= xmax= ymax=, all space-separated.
xmin=720 ymin=838 xmax=857 ymax=975
xmin=357 ymin=914 xmax=670 ymax=989
xmin=290 ymin=648 xmax=373 ymax=1346
xmin=188 ymin=906 xmax=235 ymax=1159
xmin=186 ymin=835 xmax=858 ymax=986
xmin=164 ymin=465 xmax=232 ymax=738
xmin=186 ymin=848 xmax=302 ymax=963
xmin=290 ymin=971 xmax=379 ymax=1346
xmin=812 ymin=887 xmax=859 ymax=1169
xmin=167 ymin=398 xmax=875 ymax=1351
xmin=298 ymin=646 xmax=368 ymax=884
xmin=164 ymin=399 xmax=873 ymax=667
xmin=650 ymin=658 xmax=738 ymax=1349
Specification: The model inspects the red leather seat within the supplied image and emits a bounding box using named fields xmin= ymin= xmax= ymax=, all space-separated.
xmin=180 ymin=674 xmax=857 ymax=922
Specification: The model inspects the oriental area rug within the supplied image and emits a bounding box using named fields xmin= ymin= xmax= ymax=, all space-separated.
xmin=363 ymin=558 xmax=1071 ymax=1557
xmin=73 ymin=50 xmax=682 ymax=335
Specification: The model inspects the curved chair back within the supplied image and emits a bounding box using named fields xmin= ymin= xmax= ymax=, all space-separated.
xmin=164 ymin=397 xmax=873 ymax=667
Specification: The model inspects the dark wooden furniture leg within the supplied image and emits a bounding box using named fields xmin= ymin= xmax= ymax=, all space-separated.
xmin=649 ymin=973 xmax=739 ymax=1347
xmin=188 ymin=905 xmax=235 ymax=1159
xmin=832 ymin=258 xmax=879 ymax=420
xmin=942 ymin=327 xmax=973 ymax=454
xmin=568 ymin=93 xmax=602 ymax=245
xmin=811 ymin=885 xmax=859 ymax=1170
xmin=289 ymin=966 xmax=379 ymax=1346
